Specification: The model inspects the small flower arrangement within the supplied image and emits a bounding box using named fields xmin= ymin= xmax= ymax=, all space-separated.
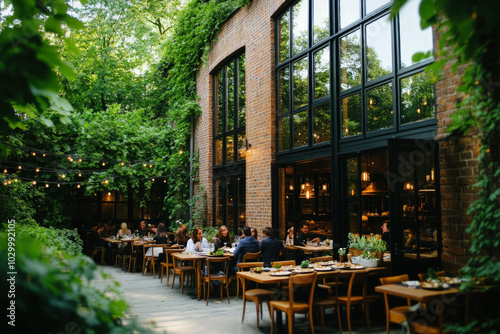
xmin=338 ymin=247 xmax=346 ymax=256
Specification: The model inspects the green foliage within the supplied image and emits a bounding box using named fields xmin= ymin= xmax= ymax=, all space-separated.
xmin=0 ymin=0 xmax=82 ymax=136
xmin=0 ymin=224 xmax=155 ymax=333
xmin=391 ymin=0 xmax=500 ymax=331
xmin=300 ymin=260 xmax=310 ymax=268
xmin=347 ymin=232 xmax=387 ymax=253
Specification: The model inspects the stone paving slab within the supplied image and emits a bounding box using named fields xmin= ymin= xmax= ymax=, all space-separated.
xmin=92 ymin=265 xmax=403 ymax=334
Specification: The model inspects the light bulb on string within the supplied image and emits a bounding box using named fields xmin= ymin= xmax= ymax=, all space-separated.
xmin=32 ymin=181 xmax=37 ymax=185
xmin=42 ymin=154 xmax=46 ymax=157
xmin=36 ymin=167 xmax=40 ymax=172
xmin=61 ymin=174 xmax=66 ymax=178
xmin=77 ymin=184 xmax=81 ymax=188
xmin=149 ymin=164 xmax=153 ymax=168
xmin=163 ymin=179 xmax=167 ymax=183
xmin=78 ymin=172 xmax=82 ymax=177
xmin=143 ymin=163 xmax=147 ymax=167
xmin=179 ymin=150 xmax=183 ymax=155
xmin=13 ymin=178 xmax=18 ymax=182
xmin=18 ymin=166 xmax=22 ymax=170
xmin=3 ymin=169 xmax=7 ymax=174
xmin=32 ymin=152 xmax=36 ymax=156
xmin=101 ymin=162 xmax=106 ymax=166
xmin=7 ymin=179 xmax=11 ymax=184
xmin=45 ymin=184 xmax=49 ymax=188
xmin=78 ymin=158 xmax=82 ymax=163
xmin=120 ymin=162 xmax=125 ymax=166
xmin=57 ymin=183 xmax=60 ymax=187
xmin=151 ymin=178 xmax=155 ymax=182
xmin=104 ymin=179 xmax=109 ymax=184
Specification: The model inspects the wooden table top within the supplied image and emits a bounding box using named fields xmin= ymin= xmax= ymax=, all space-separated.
xmin=171 ymin=252 xmax=233 ymax=260
xmin=375 ymin=283 xmax=460 ymax=303
xmin=291 ymin=245 xmax=333 ymax=252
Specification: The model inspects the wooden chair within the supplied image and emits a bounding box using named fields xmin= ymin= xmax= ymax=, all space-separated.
xmin=238 ymin=261 xmax=273 ymax=327
xmin=313 ymin=270 xmax=341 ymax=334
xmin=203 ymin=256 xmax=231 ymax=305
xmin=310 ymin=256 xmax=333 ymax=263
xmin=160 ymin=247 xmax=184 ymax=285
xmin=270 ymin=260 xmax=296 ymax=267
xmin=243 ymin=251 xmax=261 ymax=262
xmin=379 ymin=274 xmax=412 ymax=334
xmin=270 ymin=272 xmax=317 ymax=334
xmin=123 ymin=242 xmax=140 ymax=273
xmin=418 ymin=271 xmax=445 ymax=282
xmin=236 ymin=261 xmax=264 ymax=301
xmin=337 ymin=271 xmax=371 ymax=334
xmin=171 ymin=254 xmax=195 ymax=294
xmin=143 ymin=244 xmax=168 ymax=278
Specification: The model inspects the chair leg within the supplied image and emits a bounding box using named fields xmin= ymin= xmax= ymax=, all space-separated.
xmin=226 ymin=280 xmax=230 ymax=304
xmin=347 ymin=302 xmax=352 ymax=334
xmin=309 ymin=307 xmax=315 ymax=334
xmin=255 ymin=300 xmax=260 ymax=327
xmin=180 ymin=272 xmax=185 ymax=294
xmin=270 ymin=306 xmax=275 ymax=334
xmin=287 ymin=311 xmax=294 ymax=334
xmin=206 ymin=278 xmax=211 ymax=306
xmin=236 ymin=276 xmax=240 ymax=300
xmin=320 ymin=305 xmax=325 ymax=334
xmin=364 ymin=302 xmax=372 ymax=331
xmin=241 ymin=298 xmax=246 ymax=323
xmin=337 ymin=304 xmax=343 ymax=334
xmin=171 ymin=272 xmax=176 ymax=289
xmin=166 ymin=266 xmax=170 ymax=286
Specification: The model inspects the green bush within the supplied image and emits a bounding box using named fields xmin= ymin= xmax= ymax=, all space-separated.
xmin=0 ymin=224 xmax=156 ymax=333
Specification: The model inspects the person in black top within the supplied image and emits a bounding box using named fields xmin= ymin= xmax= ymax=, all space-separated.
xmin=153 ymin=223 xmax=169 ymax=263
xmin=213 ymin=225 xmax=232 ymax=250
xmin=297 ymin=222 xmax=320 ymax=246
xmin=259 ymin=227 xmax=284 ymax=267
xmin=135 ymin=220 xmax=149 ymax=237
xmin=381 ymin=220 xmax=391 ymax=250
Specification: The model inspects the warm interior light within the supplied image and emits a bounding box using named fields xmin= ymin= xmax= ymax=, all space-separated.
xmin=289 ymin=185 xmax=293 ymax=191
xmin=107 ymin=192 xmax=111 ymax=196
xmin=431 ymin=168 xmax=435 ymax=181
xmin=361 ymin=171 xmax=370 ymax=182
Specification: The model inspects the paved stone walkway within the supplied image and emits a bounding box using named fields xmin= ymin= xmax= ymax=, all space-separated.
xmin=92 ymin=265 xmax=402 ymax=334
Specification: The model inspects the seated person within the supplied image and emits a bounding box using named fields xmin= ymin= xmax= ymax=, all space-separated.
xmin=173 ymin=224 xmax=189 ymax=248
xmin=285 ymin=227 xmax=294 ymax=246
xmin=233 ymin=226 xmax=260 ymax=264
xmin=297 ymin=222 xmax=320 ymax=246
xmin=381 ymin=220 xmax=391 ymax=250
xmin=213 ymin=225 xmax=232 ymax=250
xmin=117 ymin=222 xmax=131 ymax=237
xmin=250 ymin=227 xmax=258 ymax=240
xmin=404 ymin=228 xmax=416 ymax=249
xmin=259 ymin=227 xmax=284 ymax=267
xmin=135 ymin=220 xmax=149 ymax=237
xmin=153 ymin=223 xmax=169 ymax=245
xmin=186 ymin=227 xmax=209 ymax=253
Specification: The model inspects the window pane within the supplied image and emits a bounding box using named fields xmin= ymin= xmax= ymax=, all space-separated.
xmin=279 ymin=11 xmax=290 ymax=62
xmin=314 ymin=46 xmax=330 ymax=99
xmin=227 ymin=61 xmax=235 ymax=131
xmin=313 ymin=0 xmax=329 ymax=44
xmin=294 ymin=110 xmax=308 ymax=147
xmin=216 ymin=71 xmax=224 ymax=135
xmin=293 ymin=57 xmax=308 ymax=110
xmin=365 ymin=0 xmax=390 ymax=15
xmin=278 ymin=67 xmax=290 ymax=115
xmin=278 ymin=116 xmax=291 ymax=151
xmin=238 ymin=54 xmax=246 ymax=127
xmin=339 ymin=0 xmax=360 ymax=29
xmin=346 ymin=157 xmax=360 ymax=234
xmin=399 ymin=0 xmax=433 ymax=68
xmin=215 ymin=138 xmax=223 ymax=165
xmin=215 ymin=180 xmax=224 ymax=225
xmin=340 ymin=30 xmax=361 ymax=91
xmin=238 ymin=176 xmax=246 ymax=228
xmin=367 ymin=82 xmax=393 ymax=132
xmin=237 ymin=130 xmax=246 ymax=161
xmin=292 ymin=0 xmax=308 ymax=55
xmin=400 ymin=72 xmax=435 ymax=124
xmin=227 ymin=179 xmax=234 ymax=227
xmin=313 ymin=104 xmax=330 ymax=144
xmin=366 ymin=15 xmax=392 ymax=81
xmin=226 ymin=134 xmax=234 ymax=163
xmin=341 ymin=93 xmax=362 ymax=137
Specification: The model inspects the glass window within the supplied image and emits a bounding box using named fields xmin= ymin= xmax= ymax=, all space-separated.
xmin=400 ymin=72 xmax=435 ymax=124
xmin=278 ymin=67 xmax=290 ymax=115
xmin=279 ymin=11 xmax=290 ymax=62
xmin=340 ymin=30 xmax=361 ymax=91
xmin=294 ymin=111 xmax=308 ymax=147
xmin=238 ymin=54 xmax=246 ymax=127
xmin=227 ymin=61 xmax=235 ymax=131
xmin=366 ymin=15 xmax=392 ymax=81
xmin=399 ymin=0 xmax=433 ymax=68
xmin=340 ymin=0 xmax=360 ymax=29
xmin=278 ymin=116 xmax=291 ymax=151
xmin=314 ymin=46 xmax=330 ymax=99
xmin=226 ymin=134 xmax=234 ymax=163
xmin=237 ymin=131 xmax=246 ymax=161
xmin=216 ymin=72 xmax=224 ymax=135
xmin=341 ymin=93 xmax=362 ymax=137
xmin=293 ymin=57 xmax=308 ymax=110
xmin=365 ymin=0 xmax=391 ymax=15
xmin=238 ymin=176 xmax=246 ymax=227
xmin=313 ymin=0 xmax=329 ymax=44
xmin=292 ymin=0 xmax=308 ymax=55
xmin=215 ymin=138 xmax=223 ymax=165
xmin=367 ymin=82 xmax=393 ymax=132
xmin=313 ymin=104 xmax=330 ymax=144
xmin=346 ymin=157 xmax=360 ymax=233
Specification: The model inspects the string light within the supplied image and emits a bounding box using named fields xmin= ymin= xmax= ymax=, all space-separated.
xmin=61 ymin=174 xmax=66 ymax=178
xmin=18 ymin=166 xmax=22 ymax=170
xmin=151 ymin=178 xmax=155 ymax=182
xmin=36 ymin=167 xmax=40 ymax=172
xmin=32 ymin=152 xmax=36 ymax=156
xmin=149 ymin=164 xmax=153 ymax=168
xmin=43 ymin=154 xmax=46 ymax=157
xmin=78 ymin=172 xmax=82 ymax=177
xmin=77 ymin=184 xmax=81 ymax=188
xmin=3 ymin=169 xmax=7 ymax=174
xmin=143 ymin=163 xmax=147 ymax=167
xmin=7 ymin=179 xmax=11 ymax=184
xmin=101 ymin=162 xmax=106 ymax=166
xmin=45 ymin=184 xmax=49 ymax=188
xmin=104 ymin=179 xmax=109 ymax=184
xmin=120 ymin=162 xmax=125 ymax=166
xmin=32 ymin=181 xmax=37 ymax=185
xmin=57 ymin=183 xmax=60 ymax=187
xmin=179 ymin=150 xmax=183 ymax=154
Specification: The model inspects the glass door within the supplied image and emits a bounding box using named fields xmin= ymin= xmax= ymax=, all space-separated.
xmin=388 ymin=138 xmax=441 ymax=276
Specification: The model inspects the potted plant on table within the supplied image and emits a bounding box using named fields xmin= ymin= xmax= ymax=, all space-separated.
xmin=338 ymin=247 xmax=347 ymax=262
xmin=358 ymin=250 xmax=379 ymax=268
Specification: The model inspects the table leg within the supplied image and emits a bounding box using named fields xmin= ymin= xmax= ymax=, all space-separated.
xmin=197 ymin=259 xmax=202 ymax=301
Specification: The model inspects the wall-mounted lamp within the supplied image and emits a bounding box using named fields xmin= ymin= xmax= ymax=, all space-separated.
xmin=238 ymin=138 xmax=252 ymax=159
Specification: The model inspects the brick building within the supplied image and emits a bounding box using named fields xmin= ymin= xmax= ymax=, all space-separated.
xmin=194 ymin=0 xmax=476 ymax=275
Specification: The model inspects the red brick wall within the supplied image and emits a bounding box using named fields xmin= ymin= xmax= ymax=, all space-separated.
xmin=195 ymin=0 xmax=286 ymax=237
xmin=434 ymin=31 xmax=479 ymax=273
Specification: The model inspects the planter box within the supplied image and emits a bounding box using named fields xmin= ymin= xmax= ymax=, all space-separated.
xmin=349 ymin=248 xmax=364 ymax=257
xmin=358 ymin=258 xmax=379 ymax=268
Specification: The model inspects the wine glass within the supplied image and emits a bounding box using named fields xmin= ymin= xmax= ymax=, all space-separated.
xmin=223 ymin=242 xmax=227 ymax=249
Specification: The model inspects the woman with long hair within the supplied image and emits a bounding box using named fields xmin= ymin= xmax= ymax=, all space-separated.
xmin=214 ymin=225 xmax=232 ymax=250
xmin=154 ymin=223 xmax=169 ymax=245
xmin=186 ymin=227 xmax=209 ymax=253
xmin=173 ymin=224 xmax=189 ymax=247
xmin=117 ymin=222 xmax=131 ymax=237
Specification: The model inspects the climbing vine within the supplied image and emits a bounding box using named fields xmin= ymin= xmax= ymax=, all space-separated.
xmin=392 ymin=0 xmax=500 ymax=332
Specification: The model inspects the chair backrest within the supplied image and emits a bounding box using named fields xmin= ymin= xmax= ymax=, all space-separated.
xmin=206 ymin=256 xmax=230 ymax=277
xmin=310 ymin=256 xmax=333 ymax=263
xmin=346 ymin=271 xmax=369 ymax=298
xmin=271 ymin=260 xmax=296 ymax=267
xmin=243 ymin=251 xmax=261 ymax=262
xmin=418 ymin=270 xmax=445 ymax=282
xmin=237 ymin=262 xmax=264 ymax=271
xmin=380 ymin=274 xmax=409 ymax=285
xmin=166 ymin=248 xmax=184 ymax=267
xmin=288 ymin=272 xmax=317 ymax=308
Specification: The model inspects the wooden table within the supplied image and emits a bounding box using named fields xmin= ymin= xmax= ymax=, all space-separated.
xmin=375 ymin=284 xmax=459 ymax=303
xmin=171 ymin=252 xmax=233 ymax=301
xmin=290 ymin=245 xmax=333 ymax=253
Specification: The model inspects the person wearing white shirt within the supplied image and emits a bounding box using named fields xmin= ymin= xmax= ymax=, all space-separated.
xmin=285 ymin=227 xmax=294 ymax=246
xmin=186 ymin=227 xmax=209 ymax=253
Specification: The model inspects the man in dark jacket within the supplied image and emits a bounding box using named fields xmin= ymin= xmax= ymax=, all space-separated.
xmin=259 ymin=227 xmax=284 ymax=267
xmin=233 ymin=226 xmax=260 ymax=264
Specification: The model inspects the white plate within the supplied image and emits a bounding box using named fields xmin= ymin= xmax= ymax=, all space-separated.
xmin=269 ymin=271 xmax=292 ymax=276
xmin=402 ymin=280 xmax=421 ymax=288
xmin=314 ymin=267 xmax=333 ymax=272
